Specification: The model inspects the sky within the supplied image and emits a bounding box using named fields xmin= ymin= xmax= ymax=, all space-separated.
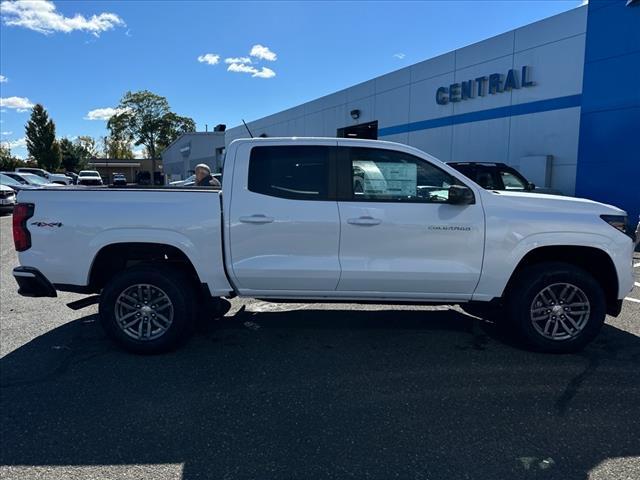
xmin=0 ymin=0 xmax=584 ymax=159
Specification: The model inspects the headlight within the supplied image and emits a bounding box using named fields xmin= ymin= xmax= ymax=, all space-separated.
xmin=600 ymin=214 xmax=627 ymax=233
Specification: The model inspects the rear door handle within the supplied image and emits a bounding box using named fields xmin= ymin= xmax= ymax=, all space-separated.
xmin=239 ymin=214 xmax=274 ymax=224
xmin=347 ymin=216 xmax=382 ymax=226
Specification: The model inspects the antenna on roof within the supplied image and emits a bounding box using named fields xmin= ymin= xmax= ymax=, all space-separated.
xmin=241 ymin=119 xmax=254 ymax=138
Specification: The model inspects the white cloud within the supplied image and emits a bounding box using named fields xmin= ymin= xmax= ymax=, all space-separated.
xmin=197 ymin=53 xmax=220 ymax=65
xmin=1 ymin=131 xmax=12 ymax=135
xmin=0 ymin=0 xmax=126 ymax=36
xmin=227 ymin=63 xmax=257 ymax=74
xmin=0 ymin=74 xmax=7 ymax=83
xmin=0 ymin=95 xmax=34 ymax=112
xmin=225 ymin=56 xmax=251 ymax=64
xmin=253 ymin=67 xmax=276 ymax=79
xmin=3 ymin=137 xmax=26 ymax=149
xmin=132 ymin=147 xmax=145 ymax=159
xmin=250 ymin=44 xmax=277 ymax=61
xmin=227 ymin=63 xmax=276 ymax=79
xmin=393 ymin=52 xmax=406 ymax=59
xmin=84 ymin=107 xmax=128 ymax=120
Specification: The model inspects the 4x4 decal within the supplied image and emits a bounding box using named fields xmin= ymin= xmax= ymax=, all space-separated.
xmin=31 ymin=221 xmax=63 ymax=228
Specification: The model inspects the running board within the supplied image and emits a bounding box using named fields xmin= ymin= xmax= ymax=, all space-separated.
xmin=66 ymin=295 xmax=100 ymax=310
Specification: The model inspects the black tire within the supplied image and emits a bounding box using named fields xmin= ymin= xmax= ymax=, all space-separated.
xmin=194 ymin=296 xmax=232 ymax=331
xmin=506 ymin=262 xmax=606 ymax=353
xmin=99 ymin=265 xmax=196 ymax=354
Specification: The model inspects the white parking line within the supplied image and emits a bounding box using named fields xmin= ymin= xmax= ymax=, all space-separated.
xmin=625 ymin=297 xmax=640 ymax=304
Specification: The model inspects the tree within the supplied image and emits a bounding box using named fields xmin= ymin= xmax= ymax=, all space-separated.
xmin=107 ymin=90 xmax=195 ymax=164
xmin=76 ymin=136 xmax=99 ymax=158
xmin=158 ymin=113 xmax=196 ymax=150
xmin=25 ymin=104 xmax=61 ymax=171
xmin=0 ymin=144 xmax=22 ymax=171
xmin=59 ymin=138 xmax=90 ymax=172
xmin=102 ymin=135 xmax=134 ymax=159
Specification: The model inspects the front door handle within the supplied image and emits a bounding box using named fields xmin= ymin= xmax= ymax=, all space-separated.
xmin=347 ymin=216 xmax=382 ymax=226
xmin=239 ymin=214 xmax=274 ymax=224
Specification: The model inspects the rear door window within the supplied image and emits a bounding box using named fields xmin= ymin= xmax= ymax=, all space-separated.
xmin=248 ymin=146 xmax=331 ymax=200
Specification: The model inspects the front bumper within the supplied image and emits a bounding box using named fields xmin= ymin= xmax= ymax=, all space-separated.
xmin=13 ymin=266 xmax=57 ymax=297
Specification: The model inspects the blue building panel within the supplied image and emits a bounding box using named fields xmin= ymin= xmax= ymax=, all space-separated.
xmin=580 ymin=52 xmax=640 ymax=113
xmin=576 ymin=0 xmax=640 ymax=227
xmin=581 ymin=0 xmax=640 ymax=62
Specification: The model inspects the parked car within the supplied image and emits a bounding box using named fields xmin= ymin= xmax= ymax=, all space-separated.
xmin=65 ymin=172 xmax=78 ymax=184
xmin=15 ymin=167 xmax=72 ymax=185
xmin=112 ymin=173 xmax=127 ymax=186
xmin=0 ymin=173 xmax=39 ymax=192
xmin=169 ymin=173 xmax=221 ymax=187
xmin=1 ymin=172 xmax=61 ymax=188
xmin=11 ymin=138 xmax=634 ymax=355
xmin=169 ymin=174 xmax=195 ymax=187
xmin=447 ymin=162 xmax=562 ymax=194
xmin=77 ymin=170 xmax=104 ymax=186
xmin=0 ymin=184 xmax=16 ymax=212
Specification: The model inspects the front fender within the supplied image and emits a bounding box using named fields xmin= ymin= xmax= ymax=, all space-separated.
xmin=472 ymin=231 xmax=625 ymax=301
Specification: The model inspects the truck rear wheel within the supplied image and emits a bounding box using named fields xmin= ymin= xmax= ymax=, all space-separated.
xmin=99 ymin=265 xmax=196 ymax=354
xmin=506 ymin=262 xmax=606 ymax=353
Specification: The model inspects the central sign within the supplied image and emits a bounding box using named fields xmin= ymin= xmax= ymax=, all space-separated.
xmin=436 ymin=66 xmax=535 ymax=105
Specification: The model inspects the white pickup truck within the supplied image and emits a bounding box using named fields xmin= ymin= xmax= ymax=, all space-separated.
xmin=12 ymin=138 xmax=635 ymax=354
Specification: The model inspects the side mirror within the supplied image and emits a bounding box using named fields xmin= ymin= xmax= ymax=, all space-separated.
xmin=448 ymin=185 xmax=475 ymax=205
xmin=527 ymin=182 xmax=536 ymax=191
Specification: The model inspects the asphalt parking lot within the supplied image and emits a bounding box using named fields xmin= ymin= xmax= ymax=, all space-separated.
xmin=1 ymin=213 xmax=639 ymax=480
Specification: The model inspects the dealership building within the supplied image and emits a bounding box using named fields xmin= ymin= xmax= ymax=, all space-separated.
xmin=226 ymin=1 xmax=639 ymax=223
xmin=162 ymin=130 xmax=227 ymax=182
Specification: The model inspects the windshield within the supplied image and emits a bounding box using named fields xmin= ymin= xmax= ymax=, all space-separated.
xmin=79 ymin=171 xmax=99 ymax=177
xmin=499 ymin=169 xmax=527 ymax=190
xmin=0 ymin=173 xmax=22 ymax=186
xmin=19 ymin=173 xmax=50 ymax=185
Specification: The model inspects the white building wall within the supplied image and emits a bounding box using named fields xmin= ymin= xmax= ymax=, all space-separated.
xmin=226 ymin=6 xmax=587 ymax=194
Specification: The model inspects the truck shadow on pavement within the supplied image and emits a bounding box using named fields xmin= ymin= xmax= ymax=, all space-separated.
xmin=1 ymin=306 xmax=640 ymax=479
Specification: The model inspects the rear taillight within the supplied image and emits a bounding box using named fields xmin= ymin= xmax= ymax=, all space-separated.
xmin=13 ymin=203 xmax=35 ymax=252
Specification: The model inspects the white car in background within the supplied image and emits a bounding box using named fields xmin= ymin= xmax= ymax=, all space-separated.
xmin=169 ymin=174 xmax=195 ymax=187
xmin=0 ymin=184 xmax=16 ymax=212
xmin=15 ymin=167 xmax=72 ymax=185
xmin=169 ymin=173 xmax=221 ymax=187
xmin=77 ymin=170 xmax=104 ymax=186
xmin=2 ymin=172 xmax=61 ymax=188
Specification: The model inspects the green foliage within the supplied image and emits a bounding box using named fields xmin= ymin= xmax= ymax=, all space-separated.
xmin=107 ymin=90 xmax=195 ymax=159
xmin=59 ymin=138 xmax=91 ymax=172
xmin=0 ymin=144 xmax=22 ymax=171
xmin=102 ymin=135 xmax=134 ymax=159
xmin=25 ymin=104 xmax=61 ymax=171
xmin=76 ymin=136 xmax=99 ymax=158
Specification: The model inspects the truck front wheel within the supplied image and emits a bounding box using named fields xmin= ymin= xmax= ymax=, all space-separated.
xmin=99 ymin=265 xmax=196 ymax=354
xmin=506 ymin=262 xmax=606 ymax=353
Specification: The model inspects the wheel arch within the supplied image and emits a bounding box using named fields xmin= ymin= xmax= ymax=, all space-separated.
xmin=503 ymin=245 xmax=619 ymax=315
xmin=87 ymin=242 xmax=205 ymax=294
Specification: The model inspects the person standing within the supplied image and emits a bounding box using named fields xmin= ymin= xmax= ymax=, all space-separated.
xmin=194 ymin=164 xmax=221 ymax=187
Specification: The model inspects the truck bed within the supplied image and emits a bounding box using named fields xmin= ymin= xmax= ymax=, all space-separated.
xmin=15 ymin=188 xmax=231 ymax=296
